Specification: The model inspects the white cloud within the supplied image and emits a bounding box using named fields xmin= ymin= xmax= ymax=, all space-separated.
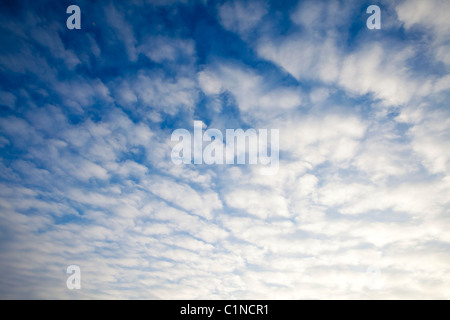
xmin=0 ymin=91 xmax=17 ymax=109
xmin=139 ymin=37 xmax=196 ymax=64
xmin=225 ymin=189 xmax=290 ymax=219
xmin=199 ymin=64 xmax=303 ymax=122
xmin=128 ymin=71 xmax=199 ymax=116
xmin=279 ymin=113 xmax=367 ymax=165
xmin=406 ymin=110 xmax=450 ymax=174
xmin=354 ymin=124 xmax=418 ymax=181
xmin=53 ymin=77 xmax=112 ymax=112
xmin=218 ymin=1 xmax=268 ymax=37
xmin=338 ymin=43 xmax=422 ymax=106
xmin=105 ymin=3 xmax=138 ymax=62
xmin=30 ymin=24 xmax=80 ymax=69
xmin=258 ymin=36 xmax=423 ymax=106
xmin=146 ymin=177 xmax=222 ymax=220
xmin=396 ymin=0 xmax=450 ymax=67
xmin=396 ymin=0 xmax=450 ymax=35
xmin=198 ymin=70 xmax=223 ymax=95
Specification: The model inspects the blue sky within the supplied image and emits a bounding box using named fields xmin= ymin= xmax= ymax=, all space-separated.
xmin=0 ymin=0 xmax=449 ymax=299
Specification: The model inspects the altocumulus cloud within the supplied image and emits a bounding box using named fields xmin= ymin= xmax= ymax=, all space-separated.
xmin=0 ymin=0 xmax=449 ymax=299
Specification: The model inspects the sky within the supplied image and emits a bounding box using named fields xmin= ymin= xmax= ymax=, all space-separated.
xmin=0 ymin=0 xmax=449 ymax=299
